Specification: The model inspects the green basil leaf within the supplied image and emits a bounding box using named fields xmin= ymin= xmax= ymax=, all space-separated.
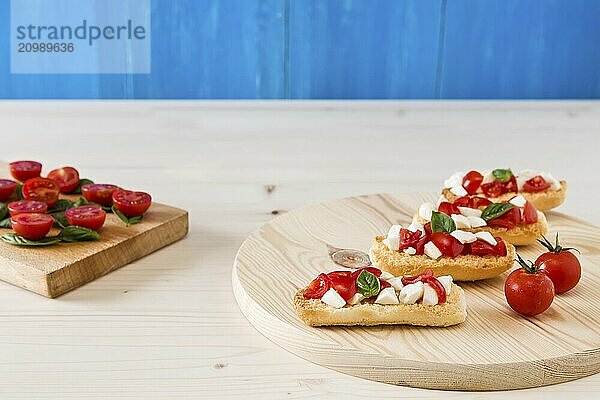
xmin=47 ymin=199 xmax=74 ymax=213
xmin=492 ymin=168 xmax=513 ymax=183
xmin=112 ymin=206 xmax=143 ymax=226
xmin=58 ymin=226 xmax=99 ymax=242
xmin=16 ymin=182 xmax=24 ymax=200
xmin=53 ymin=212 xmax=70 ymax=229
xmin=0 ymin=203 xmax=7 ymax=221
xmin=72 ymin=197 xmax=90 ymax=208
xmin=356 ymin=270 xmax=380 ymax=298
xmin=0 ymin=217 xmax=11 ymax=229
xmin=102 ymin=205 xmax=113 ymax=213
xmin=430 ymin=210 xmax=456 ymax=233
xmin=71 ymin=178 xmax=94 ymax=194
xmin=1 ymin=233 xmax=61 ymax=246
xmin=481 ymin=203 xmax=515 ymax=221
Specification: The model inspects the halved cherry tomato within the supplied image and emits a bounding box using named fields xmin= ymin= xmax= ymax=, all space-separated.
xmin=481 ymin=180 xmax=507 ymax=198
xmin=303 ymin=273 xmax=332 ymax=299
xmin=22 ymin=177 xmax=60 ymax=207
xmin=523 ymin=176 xmax=550 ymax=193
xmin=47 ymin=166 xmax=80 ymax=194
xmin=81 ymin=184 xmax=119 ymax=206
xmin=399 ymin=228 xmax=422 ymax=250
xmin=8 ymin=200 xmax=48 ymax=216
xmin=430 ymin=232 xmax=464 ymax=257
xmin=10 ymin=213 xmax=53 ymax=240
xmin=487 ymin=207 xmax=521 ymax=229
xmin=462 ymin=170 xmax=483 ymax=195
xmin=65 ymin=205 xmax=106 ymax=231
xmin=9 ymin=161 xmax=42 ymax=182
xmin=112 ymin=189 xmax=152 ymax=217
xmin=469 ymin=196 xmax=492 ymax=209
xmin=0 ymin=179 xmax=17 ymax=202
xmin=471 ymin=238 xmax=507 ymax=256
xmin=327 ymin=271 xmax=357 ymax=301
xmin=522 ymin=201 xmax=538 ymax=224
xmin=453 ymin=196 xmax=471 ymax=207
xmin=438 ymin=201 xmax=460 ymax=215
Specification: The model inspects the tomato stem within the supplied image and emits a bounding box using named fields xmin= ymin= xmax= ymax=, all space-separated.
xmin=537 ymin=233 xmax=580 ymax=254
xmin=515 ymin=253 xmax=539 ymax=274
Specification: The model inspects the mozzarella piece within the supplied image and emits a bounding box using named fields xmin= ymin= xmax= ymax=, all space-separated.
xmin=387 ymin=277 xmax=404 ymax=291
xmin=375 ymin=287 xmax=399 ymax=305
xmin=451 ymin=214 xmax=471 ymax=229
xmin=379 ymin=271 xmax=394 ymax=281
xmin=321 ymin=288 xmax=346 ymax=308
xmin=468 ymin=216 xmax=487 ymax=227
xmin=474 ymin=231 xmax=497 ymax=246
xmin=437 ymin=275 xmax=453 ymax=295
xmin=444 ymin=172 xmax=464 ymax=189
xmin=398 ymin=281 xmax=424 ymax=304
xmin=450 ymin=185 xmax=468 ymax=197
xmin=509 ymin=195 xmax=527 ymax=207
xmin=422 ymin=283 xmax=439 ymax=305
xmin=347 ymin=293 xmax=365 ymax=306
xmin=383 ymin=224 xmax=402 ymax=251
xmin=418 ymin=202 xmax=434 ymax=222
xmin=451 ymin=229 xmax=477 ymax=244
xmin=407 ymin=222 xmax=424 ymax=234
xmin=424 ymin=241 xmax=442 ymax=260
xmin=403 ymin=247 xmax=417 ymax=255
xmin=481 ymin=170 xmax=495 ymax=184
xmin=458 ymin=206 xmax=482 ymax=218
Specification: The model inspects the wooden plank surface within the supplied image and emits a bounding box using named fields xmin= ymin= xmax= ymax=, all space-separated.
xmin=0 ymin=101 xmax=598 ymax=398
xmin=233 ymin=192 xmax=600 ymax=390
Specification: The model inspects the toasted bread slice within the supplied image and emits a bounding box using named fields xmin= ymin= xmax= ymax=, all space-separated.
xmin=413 ymin=211 xmax=548 ymax=246
xmin=442 ymin=180 xmax=567 ymax=211
xmin=294 ymin=284 xmax=467 ymax=327
xmin=369 ymin=236 xmax=515 ymax=281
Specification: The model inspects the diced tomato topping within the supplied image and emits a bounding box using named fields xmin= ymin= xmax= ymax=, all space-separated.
xmin=326 ymin=271 xmax=357 ymax=301
xmin=470 ymin=238 xmax=507 ymax=257
xmin=399 ymin=228 xmax=422 ymax=251
xmin=505 ymin=175 xmax=518 ymax=193
xmin=521 ymin=201 xmax=538 ymax=224
xmin=401 ymin=268 xmax=434 ymax=285
xmin=462 ymin=170 xmax=483 ymax=195
xmin=523 ymin=176 xmax=551 ymax=192
xmin=379 ymin=279 xmax=391 ymax=289
xmin=481 ymin=180 xmax=507 ymax=198
xmin=303 ymin=273 xmax=332 ymax=299
xmin=414 ymin=234 xmax=430 ymax=255
xmin=423 ymin=222 xmax=432 ymax=236
xmin=430 ymin=232 xmax=464 ymax=257
xmin=487 ymin=206 xmax=521 ymax=229
xmin=453 ymin=196 xmax=471 ymax=207
xmin=438 ymin=201 xmax=460 ymax=215
xmin=469 ymin=196 xmax=493 ymax=209
xmin=400 ymin=269 xmax=446 ymax=303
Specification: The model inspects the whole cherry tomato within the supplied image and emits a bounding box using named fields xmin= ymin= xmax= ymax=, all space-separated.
xmin=505 ymin=254 xmax=554 ymax=316
xmin=523 ymin=176 xmax=550 ymax=192
xmin=461 ymin=170 xmax=483 ymax=195
xmin=535 ymin=234 xmax=581 ymax=294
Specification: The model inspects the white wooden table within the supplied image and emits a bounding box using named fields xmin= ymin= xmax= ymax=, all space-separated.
xmin=0 ymin=101 xmax=598 ymax=399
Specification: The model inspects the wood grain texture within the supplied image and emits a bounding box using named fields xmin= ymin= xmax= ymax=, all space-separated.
xmin=233 ymin=192 xmax=600 ymax=390
xmin=0 ymin=101 xmax=599 ymax=399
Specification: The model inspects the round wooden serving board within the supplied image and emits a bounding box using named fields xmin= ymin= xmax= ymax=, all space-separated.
xmin=232 ymin=193 xmax=600 ymax=391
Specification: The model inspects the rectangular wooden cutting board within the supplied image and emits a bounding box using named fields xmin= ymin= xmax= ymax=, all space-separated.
xmin=0 ymin=200 xmax=188 ymax=298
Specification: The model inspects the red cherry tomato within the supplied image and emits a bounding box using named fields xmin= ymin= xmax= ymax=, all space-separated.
xmin=535 ymin=235 xmax=581 ymax=294
xmin=9 ymin=161 xmax=42 ymax=182
xmin=504 ymin=175 xmax=518 ymax=193
xmin=430 ymin=232 xmax=464 ymax=257
xmin=453 ymin=196 xmax=471 ymax=207
xmin=47 ymin=166 xmax=80 ymax=194
xmin=81 ymin=184 xmax=120 ymax=206
xmin=10 ymin=213 xmax=53 ymax=240
xmin=438 ymin=201 xmax=460 ymax=215
xmin=399 ymin=228 xmax=422 ymax=250
xmin=505 ymin=256 xmax=554 ymax=316
xmin=22 ymin=177 xmax=60 ymax=207
xmin=112 ymin=190 xmax=152 ymax=217
xmin=0 ymin=179 xmax=17 ymax=202
xmin=523 ymin=175 xmax=551 ymax=192
xmin=65 ymin=205 xmax=107 ymax=231
xmin=487 ymin=207 xmax=521 ymax=229
xmin=303 ymin=273 xmax=332 ymax=299
xmin=522 ymin=201 xmax=538 ymax=224
xmin=414 ymin=234 xmax=430 ymax=255
xmin=8 ymin=200 xmax=48 ymax=216
xmin=481 ymin=180 xmax=507 ymax=198
xmin=469 ymin=196 xmax=493 ymax=209
xmin=401 ymin=269 xmax=447 ymax=303
xmin=401 ymin=268 xmax=434 ymax=285
xmin=379 ymin=279 xmax=391 ymax=289
xmin=423 ymin=222 xmax=432 ymax=236
xmin=327 ymin=271 xmax=357 ymax=301
xmin=470 ymin=238 xmax=507 ymax=257
xmin=462 ymin=170 xmax=483 ymax=195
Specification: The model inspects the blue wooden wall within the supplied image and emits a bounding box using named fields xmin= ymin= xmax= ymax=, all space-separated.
xmin=1 ymin=0 xmax=599 ymax=99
